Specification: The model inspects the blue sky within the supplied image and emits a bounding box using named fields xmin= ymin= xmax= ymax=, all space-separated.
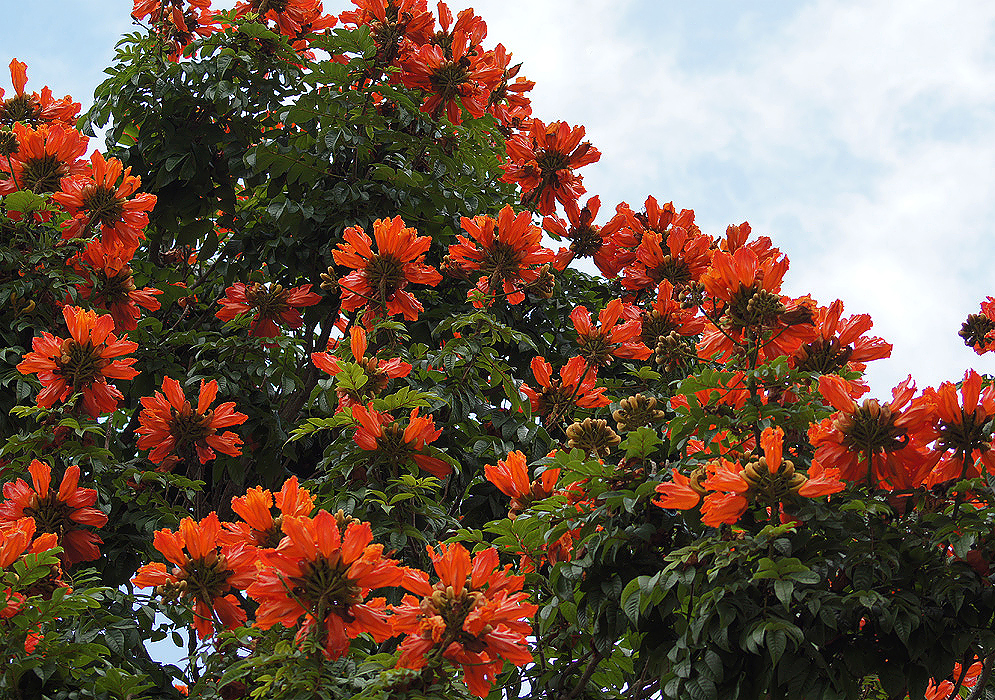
xmin=7 ymin=0 xmax=995 ymax=397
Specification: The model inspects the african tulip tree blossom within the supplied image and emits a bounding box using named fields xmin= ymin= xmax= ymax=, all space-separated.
xmin=53 ymin=151 xmax=157 ymax=252
xmin=135 ymin=376 xmax=247 ymax=471
xmin=520 ymin=355 xmax=610 ymax=423
xmin=959 ymin=296 xmax=995 ymax=355
xmin=332 ymin=216 xmax=442 ymax=321
xmin=915 ymin=369 xmax=995 ymax=487
xmin=247 ymin=512 xmax=411 ymax=659
xmin=486 ymin=43 xmax=534 ymax=127
xmin=132 ymin=513 xmax=256 ymax=639
xmin=0 ymin=461 xmax=107 ymax=566
xmin=17 ymin=305 xmax=139 ymax=417
xmin=654 ymin=427 xmax=844 ymax=526
xmin=447 ymin=205 xmax=555 ymax=307
xmin=312 ymin=325 xmax=411 ymax=409
xmin=400 ymin=37 xmax=502 ymax=125
xmin=351 ymin=404 xmax=451 ymax=478
xmin=792 ymin=299 xmax=892 ymax=397
xmin=0 ymin=122 xmax=88 ymax=195
xmin=697 ymin=246 xmax=817 ymax=364
xmin=501 ymin=118 xmax=601 ymax=217
xmin=485 ymin=450 xmax=559 ymax=518
xmin=0 ymin=58 xmax=80 ymax=128
xmin=393 ymin=543 xmax=537 ymax=698
xmin=216 ymin=281 xmax=321 ymax=337
xmin=233 ymin=0 xmax=336 ymax=39
xmin=543 ymin=195 xmax=637 ymax=277
xmin=571 ymin=299 xmax=651 ymax=367
xmin=809 ymin=374 xmax=931 ymax=489
xmin=222 ymin=477 xmax=314 ymax=552
xmin=75 ymin=238 xmax=162 ymax=331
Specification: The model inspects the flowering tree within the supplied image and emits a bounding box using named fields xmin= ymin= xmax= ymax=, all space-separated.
xmin=2 ymin=2 xmax=995 ymax=699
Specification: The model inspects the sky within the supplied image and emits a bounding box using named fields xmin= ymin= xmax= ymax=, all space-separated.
xmin=6 ymin=0 xmax=995 ymax=398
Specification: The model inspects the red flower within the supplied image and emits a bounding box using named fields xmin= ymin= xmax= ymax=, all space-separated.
xmin=501 ymin=118 xmax=601 ymax=217
xmin=543 ymin=195 xmax=638 ymax=277
xmin=222 ymin=476 xmax=315 ymax=552
xmin=571 ymin=298 xmax=651 ymax=367
xmin=653 ymin=469 xmax=704 ymax=510
xmin=916 ymin=369 xmax=995 ymax=487
xmin=0 ymin=461 xmax=107 ymax=566
xmin=486 ymin=43 xmax=534 ymax=128
xmin=0 ymin=122 xmax=88 ymax=195
xmin=247 ymin=512 xmax=410 ymax=659
xmin=697 ymin=246 xmax=816 ymax=364
xmin=791 ymin=299 xmax=892 ymax=397
xmin=133 ymin=0 xmax=219 ymax=60
xmin=520 ymin=355 xmax=610 ymax=423
xmin=338 ymin=0 xmax=434 ymax=64
xmin=0 ymin=59 xmax=80 ymax=128
xmin=393 ymin=544 xmax=537 ymax=698
xmin=17 ymin=306 xmax=139 ymax=417
xmin=216 ymin=281 xmax=321 ymax=337
xmin=960 ymin=296 xmax=995 ymax=355
xmin=312 ymin=325 xmax=411 ymax=409
xmin=234 ymin=0 xmax=336 ymax=39
xmin=135 ymin=376 xmax=247 ymax=471
xmin=484 ymin=450 xmax=559 ymax=518
xmin=447 ymin=205 xmax=555 ymax=307
xmin=333 ymin=216 xmax=442 ymax=321
xmin=133 ymin=513 xmax=256 ymax=639
xmin=75 ymin=238 xmax=162 ymax=331
xmin=351 ymin=403 xmax=451 ymax=478
xmin=53 ymin=150 xmax=157 ymax=252
xmin=400 ymin=35 xmax=502 ymax=124
xmin=809 ymin=374 xmax=931 ymax=489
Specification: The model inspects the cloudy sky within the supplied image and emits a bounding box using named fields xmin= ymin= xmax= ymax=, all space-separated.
xmin=7 ymin=0 xmax=995 ymax=396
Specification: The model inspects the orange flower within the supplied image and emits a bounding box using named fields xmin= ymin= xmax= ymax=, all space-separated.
xmin=351 ymin=404 xmax=451 ymax=478
xmin=0 ymin=58 xmax=80 ymax=128
xmin=485 ymin=43 xmax=534 ymax=128
xmin=916 ymin=369 xmax=995 ymax=487
xmin=75 ymin=238 xmax=162 ymax=331
xmin=520 ymin=355 xmax=609 ymax=423
xmin=332 ymin=216 xmax=442 ymax=321
xmin=653 ymin=469 xmax=704 ymax=510
xmin=697 ymin=246 xmax=816 ymax=364
xmin=53 ymin=151 xmax=157 ymax=252
xmin=0 ymin=122 xmax=88 ymax=195
xmin=311 ymin=326 xmax=411 ymax=410
xmin=960 ymin=296 xmax=995 ymax=355
xmin=393 ymin=544 xmax=537 ymax=698
xmin=571 ymin=298 xmax=651 ymax=367
xmin=247 ymin=512 xmax=408 ymax=659
xmin=338 ymin=0 xmax=434 ymax=62
xmin=543 ymin=195 xmax=637 ymax=277
xmin=809 ymin=375 xmax=931 ymax=489
xmin=791 ymin=299 xmax=892 ymax=397
xmin=500 ymin=118 xmax=600 ymax=217
xmin=0 ymin=461 xmax=107 ymax=566
xmin=135 ymin=376 xmax=247 ymax=471
xmin=234 ymin=0 xmax=336 ymax=39
xmin=216 ymin=281 xmax=321 ymax=337
xmin=17 ymin=305 xmax=139 ymax=417
xmin=1 ymin=518 xmax=59 ymax=631
xmin=133 ymin=513 xmax=256 ymax=639
xmin=447 ymin=205 xmax=555 ymax=307
xmin=133 ymin=0 xmax=218 ymax=60
xmin=616 ymin=198 xmax=711 ymax=293
xmin=222 ymin=476 xmax=314 ymax=552
xmin=484 ymin=450 xmax=559 ymax=518
xmin=400 ymin=18 xmax=502 ymax=124
xmin=656 ymin=427 xmax=843 ymax=525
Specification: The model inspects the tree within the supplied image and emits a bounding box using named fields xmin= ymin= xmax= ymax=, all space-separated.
xmin=2 ymin=2 xmax=995 ymax=698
